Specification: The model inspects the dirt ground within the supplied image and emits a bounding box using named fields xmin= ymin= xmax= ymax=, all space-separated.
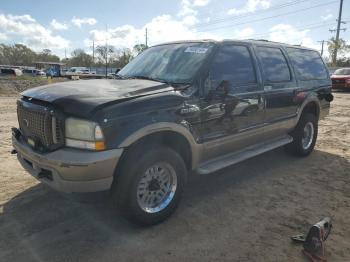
xmin=0 ymin=92 xmax=349 ymax=262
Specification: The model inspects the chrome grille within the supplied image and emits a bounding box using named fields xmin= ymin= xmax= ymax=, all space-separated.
xmin=17 ymin=101 xmax=63 ymax=150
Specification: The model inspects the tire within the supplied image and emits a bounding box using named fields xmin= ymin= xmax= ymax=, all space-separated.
xmin=285 ymin=113 xmax=318 ymax=157
xmin=111 ymin=145 xmax=187 ymax=226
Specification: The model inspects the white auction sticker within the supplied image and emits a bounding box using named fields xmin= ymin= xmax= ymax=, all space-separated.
xmin=184 ymin=47 xmax=208 ymax=54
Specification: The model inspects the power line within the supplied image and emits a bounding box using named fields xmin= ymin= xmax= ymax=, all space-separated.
xmin=244 ymin=21 xmax=336 ymax=40
xmin=194 ymin=1 xmax=338 ymax=33
xmin=191 ymin=0 xmax=312 ymax=29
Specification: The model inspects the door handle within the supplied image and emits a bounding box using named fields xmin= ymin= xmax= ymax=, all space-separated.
xmin=264 ymin=85 xmax=272 ymax=91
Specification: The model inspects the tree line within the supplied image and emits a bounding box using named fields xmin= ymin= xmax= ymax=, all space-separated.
xmin=0 ymin=40 xmax=349 ymax=68
xmin=0 ymin=43 xmax=147 ymax=68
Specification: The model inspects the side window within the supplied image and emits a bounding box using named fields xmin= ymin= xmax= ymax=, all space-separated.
xmin=256 ymin=46 xmax=291 ymax=82
xmin=209 ymin=45 xmax=257 ymax=91
xmin=286 ymin=48 xmax=328 ymax=80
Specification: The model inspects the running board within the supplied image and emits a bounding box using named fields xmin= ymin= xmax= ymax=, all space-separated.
xmin=196 ymin=135 xmax=293 ymax=175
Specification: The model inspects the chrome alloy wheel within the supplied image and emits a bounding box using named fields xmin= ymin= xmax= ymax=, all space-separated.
xmin=301 ymin=122 xmax=314 ymax=150
xmin=136 ymin=162 xmax=177 ymax=213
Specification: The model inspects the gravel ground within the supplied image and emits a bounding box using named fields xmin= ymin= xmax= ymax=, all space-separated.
xmin=0 ymin=92 xmax=349 ymax=262
xmin=0 ymin=76 xmax=68 ymax=95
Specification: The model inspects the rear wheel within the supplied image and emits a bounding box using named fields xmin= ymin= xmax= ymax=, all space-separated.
xmin=111 ymin=145 xmax=187 ymax=226
xmin=285 ymin=113 xmax=318 ymax=157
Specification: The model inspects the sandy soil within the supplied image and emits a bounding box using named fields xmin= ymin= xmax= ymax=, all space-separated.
xmin=0 ymin=92 xmax=349 ymax=262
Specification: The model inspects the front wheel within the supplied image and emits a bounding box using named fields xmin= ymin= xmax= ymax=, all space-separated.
xmin=285 ymin=113 xmax=318 ymax=157
xmin=112 ymin=146 xmax=187 ymax=226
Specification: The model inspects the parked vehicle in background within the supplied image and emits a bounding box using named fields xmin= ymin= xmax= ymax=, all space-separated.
xmin=12 ymin=39 xmax=333 ymax=226
xmin=65 ymin=67 xmax=95 ymax=75
xmin=36 ymin=70 xmax=46 ymax=76
xmin=331 ymin=68 xmax=350 ymax=90
xmin=23 ymin=68 xmax=46 ymax=76
xmin=81 ymin=69 xmax=96 ymax=74
xmin=0 ymin=68 xmax=23 ymax=76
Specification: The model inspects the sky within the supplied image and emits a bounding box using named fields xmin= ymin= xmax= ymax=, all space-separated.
xmin=0 ymin=0 xmax=349 ymax=59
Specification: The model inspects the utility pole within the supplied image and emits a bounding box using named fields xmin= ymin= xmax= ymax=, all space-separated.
xmin=145 ymin=28 xmax=148 ymax=48
xmin=332 ymin=0 xmax=345 ymax=64
xmin=92 ymin=40 xmax=95 ymax=65
xmin=105 ymin=25 xmax=108 ymax=78
xmin=318 ymin=40 xmax=325 ymax=56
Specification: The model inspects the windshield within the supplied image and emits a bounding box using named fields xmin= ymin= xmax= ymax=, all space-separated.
xmin=333 ymin=68 xmax=350 ymax=75
xmin=118 ymin=42 xmax=215 ymax=84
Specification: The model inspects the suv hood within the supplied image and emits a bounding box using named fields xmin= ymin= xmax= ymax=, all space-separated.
xmin=22 ymin=79 xmax=174 ymax=116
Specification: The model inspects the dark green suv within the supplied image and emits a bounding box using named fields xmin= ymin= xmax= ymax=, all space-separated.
xmin=12 ymin=39 xmax=333 ymax=225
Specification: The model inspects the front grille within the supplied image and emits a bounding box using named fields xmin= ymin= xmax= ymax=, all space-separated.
xmin=332 ymin=79 xmax=345 ymax=84
xmin=17 ymin=100 xmax=64 ymax=151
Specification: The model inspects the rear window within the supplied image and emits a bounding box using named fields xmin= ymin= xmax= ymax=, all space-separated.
xmin=286 ymin=48 xmax=328 ymax=80
xmin=256 ymin=46 xmax=291 ymax=82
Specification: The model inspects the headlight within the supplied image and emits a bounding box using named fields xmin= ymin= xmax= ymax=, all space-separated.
xmin=65 ymin=118 xmax=105 ymax=151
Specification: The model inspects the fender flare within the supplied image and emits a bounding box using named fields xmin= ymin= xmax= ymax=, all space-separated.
xmin=119 ymin=122 xmax=202 ymax=169
xmin=296 ymin=95 xmax=321 ymax=124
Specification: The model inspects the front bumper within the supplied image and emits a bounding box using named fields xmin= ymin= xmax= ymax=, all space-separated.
xmin=12 ymin=132 xmax=123 ymax=193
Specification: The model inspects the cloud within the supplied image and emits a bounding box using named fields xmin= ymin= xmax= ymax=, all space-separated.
xmin=227 ymin=0 xmax=270 ymax=15
xmin=182 ymin=15 xmax=200 ymax=26
xmin=178 ymin=0 xmax=198 ymax=17
xmin=0 ymin=13 xmax=69 ymax=50
xmin=50 ymin=19 xmax=68 ymax=30
xmin=84 ymin=0 xmax=260 ymax=52
xmin=7 ymin=14 xmax=35 ymax=22
xmin=321 ymin=14 xmax=333 ymax=21
xmin=235 ymin=27 xmax=255 ymax=39
xmin=71 ymin=17 xmax=97 ymax=28
xmin=86 ymin=14 xmax=217 ymax=49
xmin=0 ymin=32 xmax=8 ymax=41
xmin=267 ymin=24 xmax=319 ymax=49
xmin=193 ymin=0 xmax=210 ymax=6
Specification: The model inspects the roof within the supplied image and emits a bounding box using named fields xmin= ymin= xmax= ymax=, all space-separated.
xmin=152 ymin=38 xmax=316 ymax=51
xmin=34 ymin=61 xmax=66 ymax=66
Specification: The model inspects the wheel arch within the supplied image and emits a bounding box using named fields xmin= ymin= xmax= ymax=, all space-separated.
xmin=297 ymin=97 xmax=321 ymax=123
xmin=118 ymin=123 xmax=202 ymax=171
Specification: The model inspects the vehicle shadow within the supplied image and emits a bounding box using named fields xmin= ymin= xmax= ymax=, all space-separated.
xmin=1 ymin=148 xmax=349 ymax=261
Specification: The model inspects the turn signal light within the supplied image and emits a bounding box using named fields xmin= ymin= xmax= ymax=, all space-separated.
xmin=95 ymin=141 xmax=106 ymax=151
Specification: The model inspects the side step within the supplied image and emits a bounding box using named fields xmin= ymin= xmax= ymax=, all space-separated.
xmin=196 ymin=135 xmax=293 ymax=175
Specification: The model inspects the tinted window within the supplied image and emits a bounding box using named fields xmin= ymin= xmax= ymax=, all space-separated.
xmin=210 ymin=45 xmax=256 ymax=86
xmin=256 ymin=47 xmax=291 ymax=82
xmin=0 ymin=68 xmax=15 ymax=75
xmin=286 ymin=48 xmax=328 ymax=80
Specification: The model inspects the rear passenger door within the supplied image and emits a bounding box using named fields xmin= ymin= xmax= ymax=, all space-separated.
xmin=254 ymin=45 xmax=298 ymax=138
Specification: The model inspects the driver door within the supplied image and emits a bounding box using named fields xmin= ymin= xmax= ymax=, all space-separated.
xmin=199 ymin=44 xmax=265 ymax=160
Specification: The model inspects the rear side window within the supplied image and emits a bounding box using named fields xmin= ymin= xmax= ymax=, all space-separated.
xmin=256 ymin=46 xmax=291 ymax=82
xmin=286 ymin=48 xmax=328 ymax=80
xmin=210 ymin=45 xmax=256 ymax=86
